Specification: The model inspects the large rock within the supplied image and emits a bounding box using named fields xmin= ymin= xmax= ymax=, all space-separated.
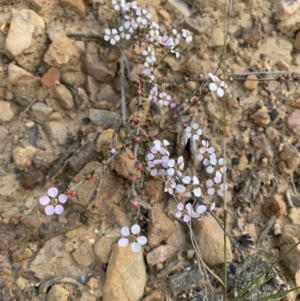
xmin=273 ymin=0 xmax=300 ymax=21
xmin=280 ymin=224 xmax=300 ymax=284
xmin=5 ymin=9 xmax=46 ymax=71
xmin=83 ymin=42 xmax=115 ymax=82
xmin=29 ymin=235 xmax=84 ymax=279
xmin=103 ymin=245 xmax=146 ymax=301
xmin=147 ymin=204 xmax=176 ymax=247
xmin=287 ymin=109 xmax=300 ymax=135
xmin=44 ymin=35 xmax=80 ymax=71
xmin=193 ymin=215 xmax=232 ymax=265
xmin=7 ymin=63 xmax=40 ymax=98
xmin=60 ymin=0 xmax=86 ymax=18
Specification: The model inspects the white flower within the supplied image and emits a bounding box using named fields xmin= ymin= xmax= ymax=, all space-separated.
xmin=197 ymin=140 xmax=216 ymax=166
xmin=149 ymin=22 xmax=160 ymax=39
xmin=104 ymin=28 xmax=120 ymax=45
xmin=142 ymin=46 xmax=156 ymax=68
xmin=136 ymin=7 xmax=152 ymax=25
xmin=208 ymin=73 xmax=227 ymax=98
xmin=118 ymin=224 xmax=147 ymax=252
xmin=206 ymin=177 xmax=227 ymax=197
xmin=206 ymin=157 xmax=226 ymax=177
xmin=119 ymin=23 xmax=134 ymax=40
xmin=172 ymin=28 xmax=181 ymax=45
xmin=124 ymin=16 xmax=138 ymax=30
xmin=148 ymin=84 xmax=158 ymax=102
xmin=176 ymin=176 xmax=201 ymax=197
xmin=182 ymin=29 xmax=192 ymax=43
xmin=146 ymin=140 xmax=170 ymax=176
xmin=185 ymin=123 xmax=202 ymax=140
xmin=176 ymin=203 xmax=200 ymax=222
xmin=158 ymin=92 xmax=171 ymax=106
xmin=167 ymin=156 xmax=184 ymax=176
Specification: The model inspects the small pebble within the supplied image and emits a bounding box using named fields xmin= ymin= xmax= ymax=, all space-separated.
xmin=232 ymin=158 xmax=239 ymax=165
xmin=82 ymin=117 xmax=90 ymax=124
xmin=269 ymin=109 xmax=279 ymax=121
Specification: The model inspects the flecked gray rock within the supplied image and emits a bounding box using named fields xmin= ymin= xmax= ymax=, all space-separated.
xmin=0 ymin=224 xmax=16 ymax=250
xmin=44 ymin=121 xmax=68 ymax=146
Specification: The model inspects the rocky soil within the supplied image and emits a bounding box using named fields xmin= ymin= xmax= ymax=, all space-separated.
xmin=1 ymin=0 xmax=300 ymax=301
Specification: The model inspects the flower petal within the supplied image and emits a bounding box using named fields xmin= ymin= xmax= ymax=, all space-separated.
xmin=54 ymin=205 xmax=64 ymax=215
xmin=182 ymin=176 xmax=191 ymax=184
xmin=45 ymin=205 xmax=54 ymax=215
xmin=121 ymin=227 xmax=130 ymax=236
xmin=131 ymin=242 xmax=141 ymax=252
xmin=206 ymin=179 xmax=214 ymax=187
xmin=183 ymin=215 xmax=190 ymax=222
xmin=177 ymin=203 xmax=184 ymax=211
xmin=48 ymin=187 xmax=58 ymax=198
xmin=197 ymin=205 xmax=206 ymax=214
xmin=147 ymin=153 xmax=155 ymax=160
xmin=137 ymin=236 xmax=147 ymax=245
xmin=193 ymin=187 xmax=201 ymax=197
xmin=176 ymin=211 xmax=182 ymax=218
xmin=209 ymin=82 xmax=217 ymax=92
xmin=39 ymin=196 xmax=50 ymax=205
xmin=58 ymin=194 xmax=67 ymax=203
xmin=168 ymin=159 xmax=175 ymax=168
xmin=217 ymin=87 xmax=224 ymax=97
xmin=131 ymin=224 xmax=141 ymax=234
xmin=167 ymin=168 xmax=175 ymax=176
xmin=207 ymin=188 xmax=215 ymax=195
xmin=176 ymin=184 xmax=186 ymax=193
xmin=118 ymin=238 xmax=129 ymax=247
xmin=206 ymin=166 xmax=214 ymax=174
xmin=192 ymin=176 xmax=200 ymax=185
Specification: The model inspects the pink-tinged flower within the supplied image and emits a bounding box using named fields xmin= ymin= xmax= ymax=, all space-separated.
xmin=142 ymin=68 xmax=153 ymax=78
xmin=158 ymin=34 xmax=172 ymax=46
xmin=146 ymin=140 xmax=170 ymax=176
xmin=170 ymin=103 xmax=176 ymax=109
xmin=148 ymin=84 xmax=158 ymax=103
xmin=176 ymin=203 xmax=201 ymax=222
xmin=158 ymin=92 xmax=171 ymax=106
xmin=164 ymin=178 xmax=176 ymax=194
xmin=118 ymin=224 xmax=147 ymax=252
xmin=147 ymin=157 xmax=169 ymax=176
xmin=197 ymin=140 xmax=216 ymax=166
xmin=206 ymin=177 xmax=227 ymax=197
xmin=167 ymin=156 xmax=184 ymax=176
xmin=39 ymin=187 xmax=67 ymax=215
xmin=208 ymin=73 xmax=227 ymax=98
xmin=110 ymin=148 xmax=116 ymax=154
xmin=206 ymin=157 xmax=226 ymax=177
xmin=185 ymin=123 xmax=202 ymax=140
xmin=175 ymin=176 xmax=201 ymax=197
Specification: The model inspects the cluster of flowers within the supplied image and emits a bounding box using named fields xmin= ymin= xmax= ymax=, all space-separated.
xmin=145 ymin=123 xmax=227 ymax=223
xmin=104 ymin=0 xmax=194 ymax=110
xmin=145 ymin=72 xmax=227 ymax=112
